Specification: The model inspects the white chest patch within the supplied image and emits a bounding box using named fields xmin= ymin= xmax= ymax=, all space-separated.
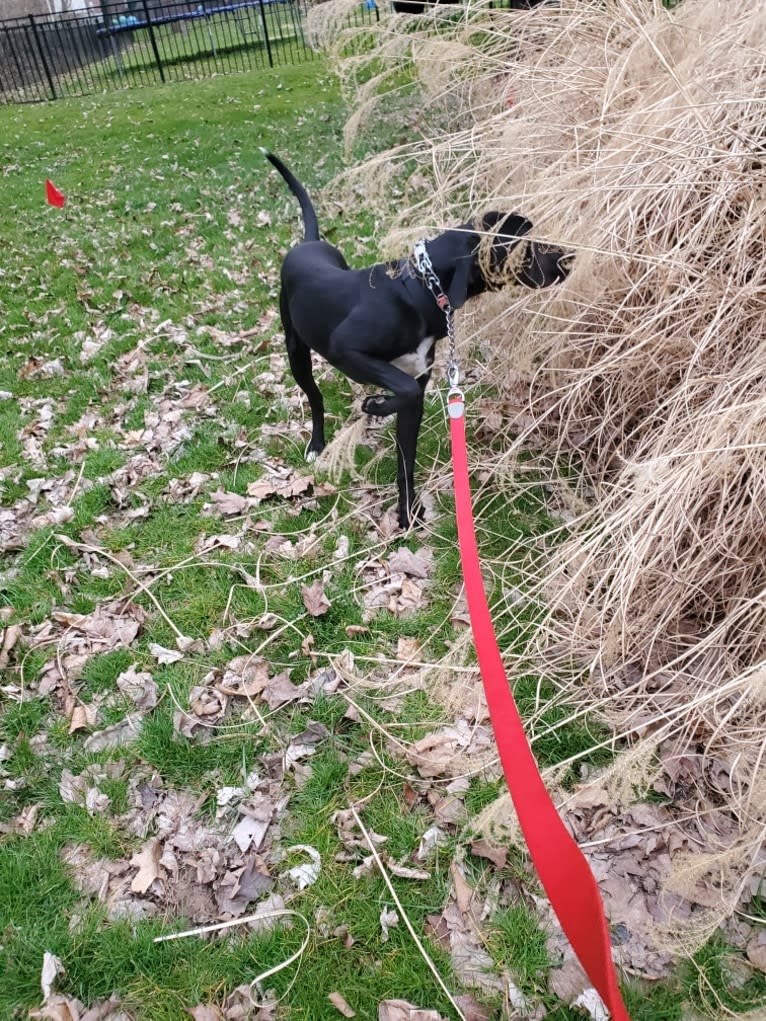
xmin=391 ymin=336 xmax=435 ymax=379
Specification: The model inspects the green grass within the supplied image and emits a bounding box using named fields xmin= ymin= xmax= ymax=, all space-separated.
xmin=0 ymin=55 xmax=749 ymax=1021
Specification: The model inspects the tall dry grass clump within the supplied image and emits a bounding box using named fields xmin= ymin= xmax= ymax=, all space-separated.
xmin=311 ymin=0 xmax=766 ymax=961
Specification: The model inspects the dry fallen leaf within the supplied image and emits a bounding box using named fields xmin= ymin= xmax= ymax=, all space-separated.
xmin=386 ymin=861 xmax=430 ymax=881
xmin=453 ymin=995 xmax=492 ymax=1021
xmin=116 ymin=664 xmax=158 ymax=710
xmin=747 ymin=932 xmax=766 ymax=972
xmin=425 ymin=900 xmax=507 ymax=1000
xmin=231 ymin=812 xmax=271 ymax=854
xmin=450 ymin=863 xmax=475 ymax=915
xmin=217 ymin=656 xmax=271 ymax=697
xmin=380 ymin=907 xmax=399 ymax=942
xmin=572 ymin=988 xmax=609 ymax=1020
xmin=283 ymin=844 xmax=321 ymax=889
xmin=59 ymin=763 xmax=122 ymax=814
xmin=302 ymin=578 xmax=331 ymax=617
xmin=206 ymin=488 xmax=252 ymax=517
xmin=148 ymin=642 xmax=184 ymax=665
xmin=197 ymin=532 xmax=242 ymax=554
xmin=83 ymin=713 xmax=142 ymax=752
xmin=345 ymin=624 xmax=369 ymax=638
xmin=387 ymin=547 xmax=433 ymax=579
xmin=130 ymin=837 xmax=163 ymax=894
xmin=247 ymin=471 xmax=314 ymax=503
xmin=79 ymin=991 xmax=127 ymax=1021
xmin=469 ymin=839 xmax=507 ymax=869
xmin=549 ymin=957 xmax=590 ymax=1004
xmin=0 ymin=623 xmax=21 ymax=668
xmin=188 ymin=1004 xmax=225 ymax=1021
xmin=29 ymin=995 xmax=80 ymax=1021
xmin=40 ymin=951 xmax=64 ymax=1002
xmin=16 ymin=803 xmax=40 ymax=835
xmin=377 ymin=1000 xmax=447 ymax=1021
xmin=175 ymin=634 xmax=206 ymax=655
xmin=260 ymin=671 xmax=311 ymax=710
xmin=68 ymin=702 xmax=98 ymax=734
xmin=396 ymin=636 xmax=421 ymax=662
xmin=328 ymin=992 xmax=356 ymax=1018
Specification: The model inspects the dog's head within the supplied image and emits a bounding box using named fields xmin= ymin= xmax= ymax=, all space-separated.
xmin=429 ymin=211 xmax=573 ymax=310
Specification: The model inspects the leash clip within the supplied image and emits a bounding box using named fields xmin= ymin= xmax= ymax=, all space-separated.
xmin=447 ymin=388 xmax=465 ymax=420
xmin=414 ymin=239 xmax=463 ymax=416
xmin=447 ymin=361 xmax=464 ymax=419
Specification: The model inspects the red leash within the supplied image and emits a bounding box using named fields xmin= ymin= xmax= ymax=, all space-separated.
xmin=447 ymin=388 xmax=631 ymax=1021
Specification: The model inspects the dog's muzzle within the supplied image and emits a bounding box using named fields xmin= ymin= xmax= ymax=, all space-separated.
xmin=554 ymin=251 xmax=575 ymax=281
xmin=518 ymin=242 xmax=574 ymax=289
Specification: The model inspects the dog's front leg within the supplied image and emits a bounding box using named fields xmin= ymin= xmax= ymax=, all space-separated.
xmin=357 ymin=373 xmax=430 ymax=529
xmin=329 ymin=345 xmax=427 ymax=528
xmin=394 ymin=388 xmax=426 ymax=528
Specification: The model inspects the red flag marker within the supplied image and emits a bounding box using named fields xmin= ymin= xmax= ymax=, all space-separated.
xmin=45 ymin=179 xmax=66 ymax=208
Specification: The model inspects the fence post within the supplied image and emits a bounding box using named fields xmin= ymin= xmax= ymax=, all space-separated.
xmin=4 ymin=24 xmax=31 ymax=99
xmin=141 ymin=0 xmax=166 ymax=83
xmin=27 ymin=14 xmax=57 ymax=100
xmin=256 ymin=0 xmax=274 ymax=68
xmin=202 ymin=3 xmax=217 ymax=62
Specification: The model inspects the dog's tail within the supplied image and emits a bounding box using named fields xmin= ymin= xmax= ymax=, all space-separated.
xmin=260 ymin=148 xmax=320 ymax=243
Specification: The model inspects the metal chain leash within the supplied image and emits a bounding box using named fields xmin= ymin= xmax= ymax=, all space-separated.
xmin=413 ymin=239 xmax=460 ymax=390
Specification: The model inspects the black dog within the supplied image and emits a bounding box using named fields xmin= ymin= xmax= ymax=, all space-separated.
xmin=263 ymin=150 xmax=571 ymax=527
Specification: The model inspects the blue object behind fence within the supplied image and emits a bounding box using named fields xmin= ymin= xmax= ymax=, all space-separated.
xmin=99 ymin=0 xmax=285 ymax=35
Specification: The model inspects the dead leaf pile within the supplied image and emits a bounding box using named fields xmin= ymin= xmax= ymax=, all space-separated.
xmin=30 ymin=991 xmax=128 ymax=1021
xmin=172 ymin=656 xmax=317 ymax=741
xmin=116 ymin=387 xmax=209 ymax=456
xmin=36 ymin=600 xmax=147 ymax=670
xmin=358 ymin=546 xmax=434 ymax=621
xmin=427 ymin=864 xmax=517 ymax=1004
xmin=556 ymin=777 xmax=766 ymax=980
xmin=246 ymin=461 xmax=335 ymax=507
xmin=59 ymin=761 xmax=125 ymax=817
xmin=21 ymin=602 xmax=149 ymax=745
xmin=17 ymin=396 xmax=55 ymax=468
xmin=62 ymin=774 xmax=290 ymax=925
xmin=405 ymin=720 xmax=497 ymax=780
xmin=0 ymin=470 xmax=88 ymax=553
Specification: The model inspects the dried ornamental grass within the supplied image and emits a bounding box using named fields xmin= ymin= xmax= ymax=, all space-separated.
xmin=312 ymin=0 xmax=766 ymax=961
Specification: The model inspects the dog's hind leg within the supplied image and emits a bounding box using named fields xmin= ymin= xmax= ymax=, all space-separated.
xmin=284 ymin=329 xmax=326 ymax=460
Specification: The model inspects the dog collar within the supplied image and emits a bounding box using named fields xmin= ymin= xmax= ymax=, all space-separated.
xmin=412 ymin=240 xmax=453 ymax=313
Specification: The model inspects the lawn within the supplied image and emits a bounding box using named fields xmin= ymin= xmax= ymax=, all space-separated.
xmin=0 ymin=59 xmax=757 ymax=1021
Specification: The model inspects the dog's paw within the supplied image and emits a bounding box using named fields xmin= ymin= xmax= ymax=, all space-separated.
xmin=305 ymin=441 xmax=324 ymax=463
xmin=362 ymin=394 xmax=392 ymax=417
xmin=398 ymin=502 xmax=425 ymax=530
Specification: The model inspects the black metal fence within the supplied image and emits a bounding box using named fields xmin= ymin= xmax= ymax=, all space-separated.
xmin=0 ymin=0 xmax=379 ymax=104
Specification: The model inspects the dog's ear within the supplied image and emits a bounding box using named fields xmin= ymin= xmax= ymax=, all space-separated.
xmin=482 ymin=212 xmax=533 ymax=273
xmin=446 ymin=250 xmax=476 ymax=309
xmin=426 ymin=225 xmax=481 ymax=310
xmin=518 ymin=242 xmax=575 ymax=288
xmin=482 ymin=211 xmax=530 ymax=236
